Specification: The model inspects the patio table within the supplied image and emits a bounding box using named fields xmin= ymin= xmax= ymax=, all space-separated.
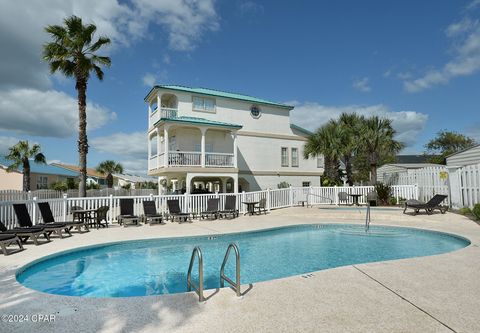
xmin=242 ymin=201 xmax=259 ymax=216
xmin=72 ymin=209 xmax=96 ymax=226
xmin=349 ymin=194 xmax=362 ymax=206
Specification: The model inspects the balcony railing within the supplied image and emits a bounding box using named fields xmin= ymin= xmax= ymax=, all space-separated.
xmin=149 ymin=107 xmax=178 ymax=127
xmin=168 ymin=151 xmax=201 ymax=167
xmin=206 ymin=153 xmax=234 ymax=167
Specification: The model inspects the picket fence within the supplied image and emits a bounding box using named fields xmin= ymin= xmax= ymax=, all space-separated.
xmin=0 ymin=188 xmax=157 ymax=201
xmin=386 ymin=163 xmax=480 ymax=209
xmin=0 ymin=185 xmax=418 ymax=229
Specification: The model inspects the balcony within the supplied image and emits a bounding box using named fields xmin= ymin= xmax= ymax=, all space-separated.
xmin=149 ymin=151 xmax=235 ymax=169
xmin=149 ymin=107 xmax=178 ymax=127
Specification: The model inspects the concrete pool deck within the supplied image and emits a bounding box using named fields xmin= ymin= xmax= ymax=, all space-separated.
xmin=0 ymin=207 xmax=479 ymax=333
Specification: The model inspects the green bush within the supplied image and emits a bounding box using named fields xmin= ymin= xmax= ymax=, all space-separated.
xmin=458 ymin=207 xmax=472 ymax=215
xmin=49 ymin=181 xmax=68 ymax=191
xmin=277 ymin=181 xmax=291 ymax=189
xmin=473 ymin=204 xmax=480 ymax=220
xmin=388 ymin=197 xmax=397 ymax=206
xmin=374 ymin=182 xmax=392 ymax=205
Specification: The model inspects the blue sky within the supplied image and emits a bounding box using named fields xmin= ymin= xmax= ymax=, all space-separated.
xmin=0 ymin=0 xmax=479 ymax=174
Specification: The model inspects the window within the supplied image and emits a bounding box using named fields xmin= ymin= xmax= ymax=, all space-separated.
xmin=302 ymin=182 xmax=311 ymax=187
xmin=36 ymin=176 xmax=48 ymax=189
xmin=291 ymin=148 xmax=299 ymax=167
xmin=193 ymin=96 xmax=215 ymax=112
xmin=317 ymin=155 xmax=324 ymax=168
xmin=281 ymin=147 xmax=289 ymax=167
xmin=250 ymin=105 xmax=261 ymax=118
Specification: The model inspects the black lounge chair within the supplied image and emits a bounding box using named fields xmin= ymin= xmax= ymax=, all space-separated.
xmin=167 ymin=199 xmax=190 ymax=223
xmin=0 ymin=221 xmax=50 ymax=245
xmin=403 ymin=194 xmax=448 ymax=215
xmin=219 ymin=196 xmax=239 ymax=219
xmin=93 ymin=206 xmax=110 ymax=228
xmin=255 ymin=198 xmax=267 ymax=215
xmin=0 ymin=233 xmax=23 ymax=255
xmin=200 ymin=198 xmax=219 ymax=220
xmin=338 ymin=191 xmax=349 ymax=205
xmin=142 ymin=201 xmax=163 ymax=225
xmin=38 ymin=202 xmax=89 ymax=233
xmin=13 ymin=204 xmax=71 ymax=238
xmin=366 ymin=191 xmax=378 ymax=206
xmin=118 ymin=199 xmax=140 ymax=226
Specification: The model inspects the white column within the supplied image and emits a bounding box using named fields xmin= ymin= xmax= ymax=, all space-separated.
xmin=232 ymin=131 xmax=238 ymax=168
xmin=222 ymin=178 xmax=227 ymax=193
xmin=164 ymin=126 xmax=169 ymax=167
xmin=156 ymin=128 xmax=161 ymax=168
xmin=148 ymin=104 xmax=152 ymax=127
xmin=147 ymin=133 xmax=152 ymax=170
xmin=186 ymin=173 xmax=193 ymax=194
xmin=233 ymin=174 xmax=238 ymax=193
xmin=156 ymin=94 xmax=161 ymax=113
xmin=200 ymin=128 xmax=206 ymax=167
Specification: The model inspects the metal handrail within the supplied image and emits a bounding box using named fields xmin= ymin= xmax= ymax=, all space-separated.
xmin=187 ymin=246 xmax=205 ymax=301
xmin=365 ymin=202 xmax=371 ymax=232
xmin=220 ymin=243 xmax=241 ymax=297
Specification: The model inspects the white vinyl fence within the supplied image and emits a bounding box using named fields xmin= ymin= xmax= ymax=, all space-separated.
xmin=386 ymin=163 xmax=480 ymax=209
xmin=0 ymin=185 xmax=418 ymax=229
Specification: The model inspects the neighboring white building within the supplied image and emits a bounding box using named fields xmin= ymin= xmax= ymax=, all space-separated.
xmin=113 ymin=174 xmax=156 ymax=189
xmin=446 ymin=144 xmax=480 ymax=167
xmin=145 ymin=85 xmax=323 ymax=193
xmin=377 ymin=163 xmax=440 ymax=184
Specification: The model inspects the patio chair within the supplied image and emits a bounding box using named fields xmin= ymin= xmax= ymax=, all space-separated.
xmin=255 ymin=198 xmax=267 ymax=215
xmin=38 ymin=202 xmax=89 ymax=233
xmin=403 ymin=194 xmax=448 ymax=215
xmin=167 ymin=199 xmax=190 ymax=223
xmin=200 ymin=198 xmax=219 ymax=220
xmin=219 ymin=195 xmax=239 ymax=219
xmin=0 ymin=221 xmax=50 ymax=245
xmin=13 ymin=204 xmax=71 ymax=238
xmin=338 ymin=191 xmax=350 ymax=205
xmin=93 ymin=206 xmax=110 ymax=228
xmin=0 ymin=233 xmax=23 ymax=256
xmin=366 ymin=191 xmax=378 ymax=207
xmin=118 ymin=199 xmax=140 ymax=226
xmin=142 ymin=200 xmax=163 ymax=225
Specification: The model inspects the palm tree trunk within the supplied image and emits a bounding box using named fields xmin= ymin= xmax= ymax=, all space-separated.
xmin=23 ymin=161 xmax=31 ymax=192
xmin=77 ymin=76 xmax=88 ymax=197
xmin=107 ymin=173 xmax=113 ymax=188
xmin=344 ymin=155 xmax=353 ymax=186
xmin=370 ymin=152 xmax=378 ymax=184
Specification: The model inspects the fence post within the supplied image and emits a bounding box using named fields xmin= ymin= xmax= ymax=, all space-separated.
xmin=63 ymin=193 xmax=68 ymax=221
xmin=267 ymin=188 xmax=271 ymax=212
xmin=414 ymin=184 xmax=419 ymax=200
xmin=309 ymin=186 xmax=313 ymax=207
xmin=27 ymin=190 xmax=32 ymax=200
xmin=32 ymin=196 xmax=38 ymax=225
xmin=334 ymin=186 xmax=339 ymax=206
xmin=184 ymin=192 xmax=189 ymax=213
xmin=109 ymin=194 xmax=114 ymax=223
xmin=446 ymin=166 xmax=462 ymax=209
xmin=241 ymin=191 xmax=246 ymax=214
xmin=289 ymin=186 xmax=294 ymax=207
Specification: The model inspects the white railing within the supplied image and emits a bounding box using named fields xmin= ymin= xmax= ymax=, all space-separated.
xmin=0 ymin=185 xmax=418 ymax=229
xmin=168 ymin=151 xmax=201 ymax=166
xmin=160 ymin=107 xmax=178 ymax=119
xmin=205 ymin=153 xmax=234 ymax=167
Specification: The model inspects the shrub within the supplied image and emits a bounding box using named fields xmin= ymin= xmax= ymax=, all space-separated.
xmin=374 ymin=182 xmax=392 ymax=205
xmin=277 ymin=181 xmax=291 ymax=189
xmin=49 ymin=181 xmax=68 ymax=191
xmin=458 ymin=207 xmax=472 ymax=215
xmin=388 ymin=197 xmax=397 ymax=206
xmin=473 ymin=204 xmax=480 ymax=220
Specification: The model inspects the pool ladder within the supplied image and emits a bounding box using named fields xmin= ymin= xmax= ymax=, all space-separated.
xmin=187 ymin=243 xmax=241 ymax=302
xmin=365 ymin=202 xmax=371 ymax=232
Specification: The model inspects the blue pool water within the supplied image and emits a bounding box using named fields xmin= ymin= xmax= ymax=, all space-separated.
xmin=17 ymin=224 xmax=469 ymax=298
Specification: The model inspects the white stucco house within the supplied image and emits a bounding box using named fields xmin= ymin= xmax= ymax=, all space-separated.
xmin=145 ymin=85 xmax=323 ymax=194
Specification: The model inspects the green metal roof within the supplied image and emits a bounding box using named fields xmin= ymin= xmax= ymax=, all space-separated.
xmin=290 ymin=124 xmax=313 ymax=136
xmin=145 ymin=85 xmax=294 ymax=110
xmin=155 ymin=116 xmax=242 ymax=129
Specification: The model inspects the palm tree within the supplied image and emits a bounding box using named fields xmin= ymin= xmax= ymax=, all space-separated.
xmin=359 ymin=116 xmax=404 ymax=184
xmin=43 ymin=15 xmax=111 ymax=197
xmin=304 ymin=120 xmax=344 ymax=182
xmin=96 ymin=160 xmax=123 ymax=188
xmin=338 ymin=113 xmax=364 ymax=186
xmin=5 ymin=141 xmax=46 ymax=191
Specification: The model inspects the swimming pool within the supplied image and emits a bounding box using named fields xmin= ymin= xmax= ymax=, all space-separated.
xmin=17 ymin=224 xmax=469 ymax=298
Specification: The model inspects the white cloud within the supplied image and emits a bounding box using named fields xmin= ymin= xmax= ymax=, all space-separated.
xmin=142 ymin=73 xmax=157 ymax=87
xmin=404 ymin=8 xmax=480 ymax=92
xmin=0 ymin=89 xmax=116 ymax=137
xmin=289 ymin=102 xmax=428 ymax=147
xmin=91 ymin=132 xmax=147 ymax=174
xmin=238 ymin=1 xmax=265 ymax=16
xmin=352 ymin=77 xmax=371 ymax=92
